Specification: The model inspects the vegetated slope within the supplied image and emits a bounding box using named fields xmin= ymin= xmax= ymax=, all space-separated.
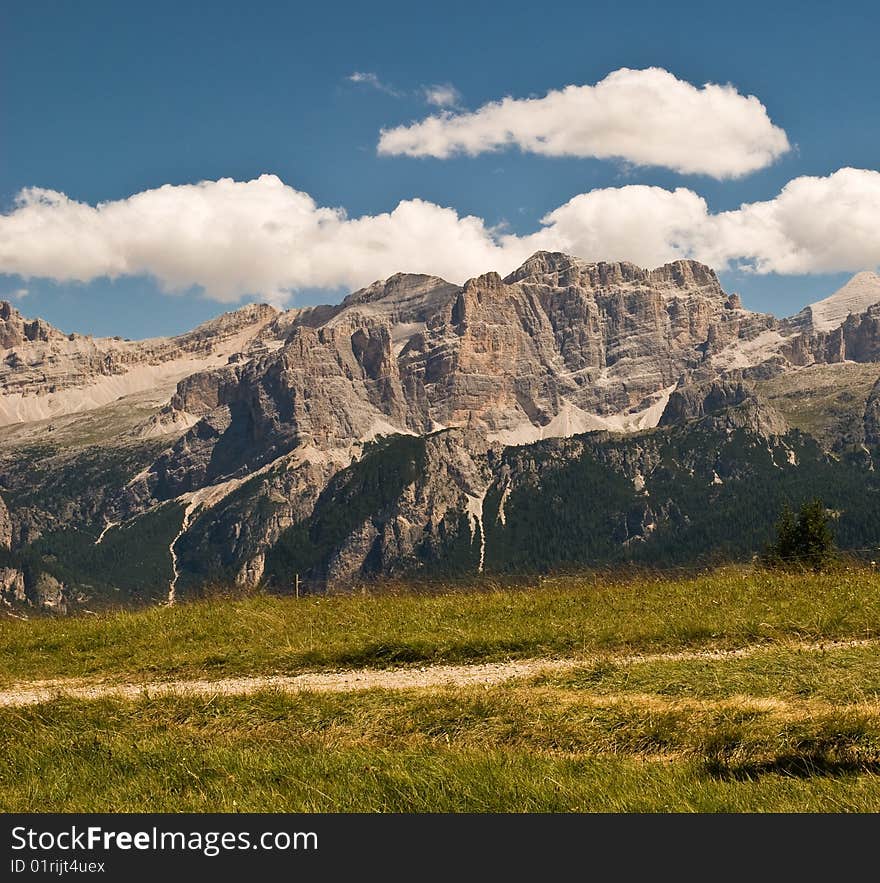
xmin=754 ymin=361 xmax=880 ymax=452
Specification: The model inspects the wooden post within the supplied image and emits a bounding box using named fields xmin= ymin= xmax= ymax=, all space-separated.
xmin=295 ymin=573 xmax=300 ymax=599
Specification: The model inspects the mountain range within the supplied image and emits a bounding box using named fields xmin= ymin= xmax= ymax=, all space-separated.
xmin=2 ymin=252 xmax=880 ymax=613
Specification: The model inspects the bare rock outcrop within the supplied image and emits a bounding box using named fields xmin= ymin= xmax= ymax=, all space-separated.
xmin=660 ymin=381 xmax=753 ymax=426
xmin=0 ymin=564 xmax=73 ymax=613
xmin=0 ymin=567 xmax=26 ymax=605
xmin=0 ymin=301 xmax=281 ymax=425
xmin=0 ymin=495 xmax=12 ymax=550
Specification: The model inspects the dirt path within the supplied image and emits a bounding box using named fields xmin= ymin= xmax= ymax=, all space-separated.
xmin=0 ymin=636 xmax=876 ymax=709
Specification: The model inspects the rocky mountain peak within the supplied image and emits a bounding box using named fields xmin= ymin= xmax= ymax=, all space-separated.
xmin=0 ymin=299 xmax=284 ymax=426
xmin=0 ymin=301 xmax=66 ymax=348
xmin=800 ymin=270 xmax=880 ymax=332
xmin=341 ymin=273 xmax=453 ymax=308
xmin=851 ymin=270 xmax=880 ymax=286
xmin=504 ymin=251 xmax=723 ymax=297
xmin=331 ymin=273 xmax=460 ymax=330
xmin=646 ymin=259 xmax=721 ymax=290
xmin=503 ymin=250 xmax=589 ymax=284
xmin=178 ymin=302 xmax=279 ymax=343
xmin=462 ymin=271 xmax=505 ymax=293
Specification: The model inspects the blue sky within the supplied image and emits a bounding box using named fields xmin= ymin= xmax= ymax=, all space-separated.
xmin=1 ymin=0 xmax=878 ymax=337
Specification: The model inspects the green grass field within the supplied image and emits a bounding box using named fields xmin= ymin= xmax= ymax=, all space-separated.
xmin=2 ymin=567 xmax=880 ymax=685
xmin=3 ymin=566 xmax=880 ymax=812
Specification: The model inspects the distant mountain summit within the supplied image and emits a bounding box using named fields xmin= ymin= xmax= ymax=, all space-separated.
xmin=2 ymin=253 xmax=880 ymax=611
xmin=0 ymin=300 xmax=65 ymax=348
xmin=800 ymin=271 xmax=880 ymax=333
xmin=0 ymin=302 xmax=281 ymax=425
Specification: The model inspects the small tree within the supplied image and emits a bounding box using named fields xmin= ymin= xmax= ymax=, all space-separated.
xmin=764 ymin=498 xmax=836 ymax=571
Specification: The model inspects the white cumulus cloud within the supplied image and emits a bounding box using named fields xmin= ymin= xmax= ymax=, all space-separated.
xmin=0 ymin=176 xmax=518 ymax=303
xmin=707 ymin=167 xmax=880 ymax=273
xmin=0 ymin=169 xmax=878 ymax=305
xmin=378 ymin=67 xmax=791 ymax=179
xmin=517 ymin=186 xmax=712 ymax=269
xmin=423 ymin=83 xmax=461 ymax=108
xmin=516 ymin=168 xmax=880 ymax=274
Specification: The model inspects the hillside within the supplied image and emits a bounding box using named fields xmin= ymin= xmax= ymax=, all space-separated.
xmin=2 ymin=253 xmax=880 ymax=612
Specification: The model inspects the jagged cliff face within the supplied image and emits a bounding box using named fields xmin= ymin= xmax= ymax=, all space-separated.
xmin=123 ymin=253 xmax=779 ymax=513
xmin=2 ymin=251 xmax=880 ymax=612
xmin=322 ymin=254 xmax=769 ymax=437
xmin=0 ymin=302 xmax=282 ymax=425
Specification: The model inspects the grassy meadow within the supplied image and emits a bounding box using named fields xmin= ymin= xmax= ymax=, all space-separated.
xmin=3 ymin=567 xmax=880 ymax=685
xmin=3 ymin=566 xmax=880 ymax=811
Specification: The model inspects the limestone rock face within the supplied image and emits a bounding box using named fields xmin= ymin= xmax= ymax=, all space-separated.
xmin=318 ymin=429 xmax=499 ymax=585
xmin=0 ymin=567 xmax=26 ymax=605
xmin=0 ymin=564 xmax=73 ymax=613
xmin=0 ymin=301 xmax=282 ymax=425
xmin=172 ymin=445 xmax=355 ymax=592
xmin=660 ymin=382 xmax=753 ymax=426
xmin=0 ymin=301 xmax=65 ymax=348
xmin=795 ymin=271 xmax=880 ymax=333
xmin=781 ymin=303 xmax=880 ymax=367
xmin=840 ymin=305 xmax=880 ymax=363
xmin=32 ymin=572 xmax=69 ymax=613
xmin=124 ymin=252 xmax=787 ymax=514
xmin=699 ymin=397 xmax=789 ymax=438
xmin=0 ymin=495 xmax=11 ymax=550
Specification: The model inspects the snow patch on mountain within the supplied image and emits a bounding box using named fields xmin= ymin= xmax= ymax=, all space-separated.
xmin=488 ymin=386 xmax=675 ymax=447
